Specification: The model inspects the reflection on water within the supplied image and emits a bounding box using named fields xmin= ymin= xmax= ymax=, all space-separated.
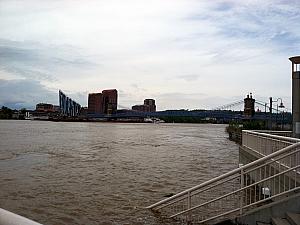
xmin=0 ymin=120 xmax=239 ymax=225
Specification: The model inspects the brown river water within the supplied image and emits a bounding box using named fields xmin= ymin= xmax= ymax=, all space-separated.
xmin=0 ymin=120 xmax=239 ymax=225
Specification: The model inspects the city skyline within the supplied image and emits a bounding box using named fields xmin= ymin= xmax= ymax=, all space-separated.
xmin=0 ymin=0 xmax=300 ymax=110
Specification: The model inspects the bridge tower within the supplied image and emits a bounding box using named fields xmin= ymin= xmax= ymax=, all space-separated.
xmin=289 ymin=56 xmax=300 ymax=137
xmin=244 ymin=93 xmax=255 ymax=118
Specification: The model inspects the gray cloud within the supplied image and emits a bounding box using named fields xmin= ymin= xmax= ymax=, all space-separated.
xmin=154 ymin=92 xmax=206 ymax=110
xmin=153 ymin=92 xmax=247 ymax=110
xmin=184 ymin=1 xmax=300 ymax=58
xmin=0 ymin=79 xmax=58 ymax=109
xmin=0 ymin=39 xmax=96 ymax=82
xmin=213 ymin=1 xmax=234 ymax=12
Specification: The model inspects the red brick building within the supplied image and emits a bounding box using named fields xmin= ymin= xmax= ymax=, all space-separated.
xmin=36 ymin=103 xmax=55 ymax=112
xmin=88 ymin=93 xmax=103 ymax=114
xmin=132 ymin=99 xmax=156 ymax=112
xmin=88 ymin=89 xmax=118 ymax=115
xmin=102 ymin=89 xmax=118 ymax=115
xmin=144 ymin=99 xmax=156 ymax=112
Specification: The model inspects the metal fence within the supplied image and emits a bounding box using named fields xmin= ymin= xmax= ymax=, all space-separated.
xmin=147 ymin=131 xmax=300 ymax=225
xmin=242 ymin=130 xmax=299 ymax=157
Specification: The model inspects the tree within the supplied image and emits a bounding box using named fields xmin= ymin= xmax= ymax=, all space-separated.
xmin=0 ymin=106 xmax=13 ymax=119
xmin=20 ymin=108 xmax=26 ymax=115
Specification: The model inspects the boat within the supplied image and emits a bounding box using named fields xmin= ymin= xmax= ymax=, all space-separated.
xmin=144 ymin=117 xmax=165 ymax=123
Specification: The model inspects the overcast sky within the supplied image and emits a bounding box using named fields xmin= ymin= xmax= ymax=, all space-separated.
xmin=0 ymin=0 xmax=299 ymax=110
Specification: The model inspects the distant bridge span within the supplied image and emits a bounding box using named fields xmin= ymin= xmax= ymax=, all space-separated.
xmin=87 ymin=109 xmax=291 ymax=124
xmin=213 ymin=99 xmax=287 ymax=113
xmin=86 ymin=97 xmax=291 ymax=123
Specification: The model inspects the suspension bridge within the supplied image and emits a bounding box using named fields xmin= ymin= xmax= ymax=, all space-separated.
xmin=86 ymin=97 xmax=291 ymax=124
xmin=212 ymin=99 xmax=288 ymax=113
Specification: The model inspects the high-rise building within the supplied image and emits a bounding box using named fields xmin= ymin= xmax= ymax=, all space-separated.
xmin=144 ymin=99 xmax=156 ymax=112
xmin=59 ymin=90 xmax=81 ymax=117
xmin=88 ymin=93 xmax=103 ymax=114
xmin=102 ymin=89 xmax=118 ymax=115
xmin=87 ymin=89 xmax=118 ymax=115
xmin=132 ymin=98 xmax=156 ymax=112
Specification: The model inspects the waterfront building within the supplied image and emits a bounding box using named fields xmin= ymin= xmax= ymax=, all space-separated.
xmin=88 ymin=93 xmax=104 ymax=114
xmin=59 ymin=90 xmax=81 ymax=117
xmin=36 ymin=103 xmax=55 ymax=112
xmin=87 ymin=89 xmax=118 ymax=115
xmin=144 ymin=99 xmax=156 ymax=112
xmin=102 ymin=89 xmax=118 ymax=115
xmin=132 ymin=98 xmax=156 ymax=112
xmin=80 ymin=107 xmax=88 ymax=117
xmin=53 ymin=105 xmax=60 ymax=112
xmin=132 ymin=104 xmax=148 ymax=112
xmin=33 ymin=103 xmax=60 ymax=119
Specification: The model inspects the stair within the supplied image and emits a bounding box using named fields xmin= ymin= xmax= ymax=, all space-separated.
xmin=272 ymin=213 xmax=300 ymax=225
xmin=286 ymin=213 xmax=300 ymax=225
xmin=272 ymin=218 xmax=290 ymax=225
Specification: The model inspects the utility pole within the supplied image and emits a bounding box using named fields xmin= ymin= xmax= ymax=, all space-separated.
xmin=269 ymin=97 xmax=272 ymax=130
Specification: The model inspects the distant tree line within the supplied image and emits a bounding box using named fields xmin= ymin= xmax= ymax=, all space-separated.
xmin=226 ymin=120 xmax=268 ymax=144
xmin=0 ymin=106 xmax=26 ymax=119
xmin=0 ymin=106 xmax=13 ymax=119
xmin=226 ymin=120 xmax=267 ymax=133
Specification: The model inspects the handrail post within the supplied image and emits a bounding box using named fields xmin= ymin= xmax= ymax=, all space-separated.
xmin=240 ymin=168 xmax=244 ymax=215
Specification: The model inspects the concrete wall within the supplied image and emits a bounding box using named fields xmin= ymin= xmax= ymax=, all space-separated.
xmin=239 ymin=146 xmax=262 ymax=166
xmin=237 ymin=195 xmax=300 ymax=225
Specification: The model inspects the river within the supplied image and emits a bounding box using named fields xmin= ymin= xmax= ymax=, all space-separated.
xmin=0 ymin=120 xmax=239 ymax=225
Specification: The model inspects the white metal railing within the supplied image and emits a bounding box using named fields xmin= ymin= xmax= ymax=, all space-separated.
xmin=0 ymin=208 xmax=42 ymax=225
xmin=147 ymin=131 xmax=300 ymax=225
xmin=242 ymin=130 xmax=300 ymax=157
xmin=253 ymin=130 xmax=292 ymax=137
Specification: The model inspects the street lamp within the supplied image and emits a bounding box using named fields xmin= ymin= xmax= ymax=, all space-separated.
xmin=269 ymin=97 xmax=285 ymax=130
xmin=276 ymin=98 xmax=285 ymax=129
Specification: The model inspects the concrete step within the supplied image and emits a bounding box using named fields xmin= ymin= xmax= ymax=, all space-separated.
xmin=287 ymin=213 xmax=300 ymax=225
xmin=272 ymin=218 xmax=291 ymax=225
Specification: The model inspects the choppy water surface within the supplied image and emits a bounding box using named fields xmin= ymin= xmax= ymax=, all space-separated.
xmin=0 ymin=120 xmax=239 ymax=225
